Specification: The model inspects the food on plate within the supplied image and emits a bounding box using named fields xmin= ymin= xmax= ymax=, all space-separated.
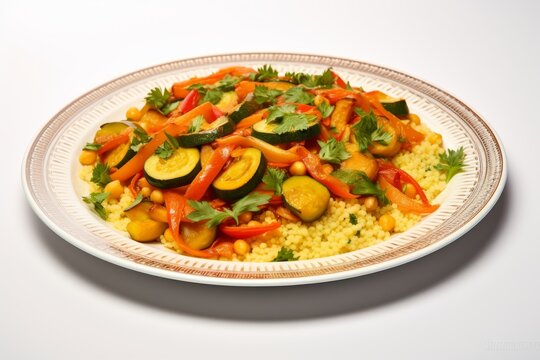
xmin=78 ymin=65 xmax=465 ymax=261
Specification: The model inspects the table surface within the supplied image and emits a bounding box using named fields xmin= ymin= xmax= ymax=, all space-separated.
xmin=2 ymin=0 xmax=539 ymax=359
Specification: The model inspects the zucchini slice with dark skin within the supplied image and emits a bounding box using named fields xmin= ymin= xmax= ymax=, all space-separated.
xmin=282 ymin=176 xmax=330 ymax=222
xmin=143 ymin=147 xmax=201 ymax=189
xmin=177 ymin=116 xmax=234 ymax=147
xmin=212 ymin=148 xmax=267 ymax=201
xmin=251 ymin=119 xmax=321 ymax=145
xmin=373 ymin=92 xmax=409 ymax=116
xmin=229 ymin=100 xmax=262 ymax=124
xmin=181 ymin=221 xmax=217 ymax=250
xmin=94 ymin=122 xmax=136 ymax=168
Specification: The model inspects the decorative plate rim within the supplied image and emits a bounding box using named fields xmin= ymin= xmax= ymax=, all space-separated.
xmin=22 ymin=52 xmax=507 ymax=286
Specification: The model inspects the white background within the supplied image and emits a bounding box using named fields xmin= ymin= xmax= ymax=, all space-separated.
xmin=2 ymin=0 xmax=539 ymax=359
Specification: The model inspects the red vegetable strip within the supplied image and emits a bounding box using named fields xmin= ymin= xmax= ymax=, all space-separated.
xmin=293 ymin=146 xmax=357 ymax=199
xmin=219 ymin=222 xmax=281 ymax=239
xmin=331 ymin=71 xmax=348 ymax=88
xmin=128 ymin=171 xmax=143 ymax=197
xmin=184 ymin=144 xmax=236 ymax=200
xmin=163 ymin=191 xmax=216 ymax=258
xmin=178 ymin=89 xmax=200 ymax=114
xmin=378 ymin=163 xmax=430 ymax=205
xmin=96 ymin=133 xmax=130 ymax=156
xmin=378 ymin=176 xmax=438 ymax=214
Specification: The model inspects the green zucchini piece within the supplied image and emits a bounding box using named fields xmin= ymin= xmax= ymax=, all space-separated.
xmin=177 ymin=116 xmax=234 ymax=147
xmin=181 ymin=221 xmax=217 ymax=250
xmin=377 ymin=93 xmax=409 ymax=116
xmin=94 ymin=122 xmax=136 ymax=168
xmin=143 ymin=147 xmax=201 ymax=189
xmin=212 ymin=148 xmax=267 ymax=201
xmin=282 ymin=176 xmax=330 ymax=222
xmin=229 ymin=100 xmax=262 ymax=124
xmin=215 ymin=91 xmax=239 ymax=114
xmin=251 ymin=119 xmax=321 ymax=144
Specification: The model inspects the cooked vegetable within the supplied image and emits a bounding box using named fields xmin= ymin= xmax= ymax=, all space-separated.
xmin=91 ymin=163 xmax=112 ymax=188
xmin=318 ymin=138 xmax=351 ymax=164
xmin=181 ymin=221 xmax=217 ymax=250
xmin=378 ymin=176 xmax=439 ymax=214
xmin=262 ymin=167 xmax=287 ymax=195
xmin=252 ymin=117 xmax=321 ymax=144
xmin=215 ymin=91 xmax=239 ymax=113
xmin=143 ymin=147 xmax=201 ymax=189
xmin=229 ymin=100 xmax=262 ymax=124
xmin=79 ymin=150 xmax=97 ymax=165
xmin=330 ymin=99 xmax=354 ymax=134
xmin=367 ymin=91 xmax=409 ymax=116
xmin=177 ymin=116 xmax=234 ymax=147
xmin=220 ymin=222 xmax=281 ymax=238
xmin=282 ymin=176 xmax=330 ymax=222
xmin=82 ymin=192 xmax=109 ymax=220
xmin=104 ymin=180 xmax=124 ymax=200
xmin=340 ymin=143 xmax=378 ymax=180
xmin=216 ymin=135 xmax=300 ymax=163
xmin=351 ymin=110 xmax=393 ymax=152
xmin=434 ymin=147 xmax=465 ymax=182
xmin=212 ymin=148 xmax=267 ymax=201
xmin=332 ymin=169 xmax=389 ymax=205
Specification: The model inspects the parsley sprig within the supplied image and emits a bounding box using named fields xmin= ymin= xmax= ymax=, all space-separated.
xmin=317 ymin=101 xmax=334 ymax=118
xmin=249 ymin=65 xmax=279 ymax=82
xmin=82 ymin=192 xmax=110 ymax=220
xmin=262 ymin=168 xmax=287 ymax=195
xmin=91 ymin=163 xmax=111 ymax=188
xmin=187 ymin=192 xmax=271 ymax=228
xmin=130 ymin=127 xmax=151 ymax=152
xmin=187 ymin=75 xmax=240 ymax=105
xmin=273 ymin=247 xmax=298 ymax=262
xmin=155 ymin=132 xmax=179 ymax=159
xmin=434 ymin=147 xmax=465 ymax=182
xmin=317 ymin=138 xmax=351 ymax=164
xmin=351 ymin=109 xmax=392 ymax=151
xmin=332 ymin=169 xmax=389 ymax=205
xmin=266 ymin=104 xmax=317 ymax=135
xmin=144 ymin=87 xmax=179 ymax=115
xmin=283 ymin=86 xmax=314 ymax=104
xmin=83 ymin=143 xmax=102 ymax=151
xmin=188 ymin=115 xmax=205 ymax=133
xmin=285 ymin=68 xmax=334 ymax=89
xmin=254 ymin=86 xmax=283 ymax=104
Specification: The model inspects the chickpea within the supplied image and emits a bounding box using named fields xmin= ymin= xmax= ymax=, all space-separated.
xmin=126 ymin=107 xmax=142 ymax=121
xmin=364 ymin=196 xmax=378 ymax=211
xmin=238 ymin=212 xmax=253 ymax=224
xmin=408 ymin=113 xmax=421 ymax=125
xmin=140 ymin=186 xmax=151 ymax=198
xmin=289 ymin=161 xmax=307 ymax=176
xmin=150 ymin=189 xmax=164 ymax=204
xmin=322 ymin=164 xmax=334 ymax=175
xmin=233 ymin=239 xmax=251 ymax=256
xmin=428 ymin=133 xmax=442 ymax=145
xmin=104 ymin=180 xmax=124 ymax=200
xmin=79 ymin=150 xmax=97 ymax=165
xmin=247 ymin=220 xmax=261 ymax=227
xmin=379 ymin=214 xmax=396 ymax=232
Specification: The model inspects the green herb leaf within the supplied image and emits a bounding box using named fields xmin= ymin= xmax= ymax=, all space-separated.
xmin=145 ymin=87 xmax=171 ymax=110
xmin=91 ymin=163 xmax=111 ymax=188
xmin=262 ymin=168 xmax=287 ymax=195
xmin=371 ymin=126 xmax=393 ymax=145
xmin=434 ymin=147 xmax=465 ymax=182
xmin=161 ymin=100 xmax=179 ymax=116
xmin=266 ymin=104 xmax=316 ymax=135
xmin=332 ymin=169 xmax=389 ymax=205
xmin=83 ymin=143 xmax=102 ymax=151
xmin=230 ymin=192 xmax=272 ymax=222
xmin=345 ymin=82 xmax=354 ymax=91
xmin=214 ymin=75 xmax=241 ymax=92
xmin=266 ymin=104 xmax=297 ymax=122
xmin=250 ymin=64 xmax=279 ymax=82
xmin=317 ymin=138 xmax=351 ymax=164
xmin=155 ymin=141 xmax=173 ymax=159
xmin=349 ymin=213 xmax=358 ymax=225
xmin=82 ymin=192 xmax=110 ymax=220
xmin=130 ymin=127 xmax=151 ymax=152
xmin=283 ymin=86 xmax=314 ymax=104
xmin=124 ymin=194 xmax=143 ymax=212
xmin=254 ymin=86 xmax=283 ymax=104
xmin=202 ymin=88 xmax=223 ymax=105
xmin=317 ymin=101 xmax=335 ymax=118
xmin=351 ymin=110 xmax=392 ymax=151
xmin=273 ymin=247 xmax=298 ymax=262
xmin=284 ymin=68 xmax=335 ymax=89
xmin=188 ymin=115 xmax=205 ymax=133
xmin=164 ymin=132 xmax=179 ymax=148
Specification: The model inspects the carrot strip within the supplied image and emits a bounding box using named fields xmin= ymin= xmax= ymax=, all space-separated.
xmin=235 ymin=109 xmax=268 ymax=129
xmin=378 ymin=176 xmax=438 ymax=214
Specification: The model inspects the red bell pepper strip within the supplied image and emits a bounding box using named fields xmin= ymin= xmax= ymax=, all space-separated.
xmin=96 ymin=132 xmax=130 ymax=156
xmin=378 ymin=176 xmax=439 ymax=214
xmin=210 ymin=105 xmax=224 ymax=121
xmin=128 ymin=171 xmax=143 ymax=197
xmin=219 ymin=222 xmax=281 ymax=239
xmin=331 ymin=71 xmax=348 ymax=88
xmin=378 ymin=162 xmax=430 ymax=205
xmin=163 ymin=191 xmax=216 ymax=258
xmin=184 ymin=144 xmax=236 ymax=200
xmin=293 ymin=146 xmax=358 ymax=199
xmin=178 ymin=89 xmax=200 ymax=114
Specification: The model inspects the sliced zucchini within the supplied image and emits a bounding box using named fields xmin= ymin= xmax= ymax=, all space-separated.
xmin=177 ymin=116 xmax=234 ymax=148
xmin=212 ymin=148 xmax=267 ymax=201
xmin=376 ymin=93 xmax=409 ymax=116
xmin=215 ymin=91 xmax=239 ymax=114
xmin=251 ymin=119 xmax=321 ymax=144
xmin=181 ymin=221 xmax=217 ymax=250
xmin=143 ymin=147 xmax=201 ymax=189
xmin=229 ymin=100 xmax=262 ymax=124
xmin=94 ymin=122 xmax=136 ymax=168
xmin=282 ymin=176 xmax=330 ymax=222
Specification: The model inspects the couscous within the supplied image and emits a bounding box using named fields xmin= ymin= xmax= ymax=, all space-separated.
xmin=78 ymin=65 xmax=464 ymax=262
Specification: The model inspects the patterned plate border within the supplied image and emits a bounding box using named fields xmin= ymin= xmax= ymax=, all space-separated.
xmin=22 ymin=53 xmax=506 ymax=286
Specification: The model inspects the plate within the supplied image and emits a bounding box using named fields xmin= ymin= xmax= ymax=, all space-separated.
xmin=22 ymin=53 xmax=506 ymax=286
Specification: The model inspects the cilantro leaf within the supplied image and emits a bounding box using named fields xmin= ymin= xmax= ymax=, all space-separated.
xmin=124 ymin=194 xmax=143 ymax=212
xmin=317 ymin=101 xmax=334 ymax=118
xmin=273 ymin=247 xmax=298 ymax=262
xmin=371 ymin=126 xmax=393 ymax=145
xmin=434 ymin=147 xmax=465 ymax=182
xmin=230 ymin=192 xmax=272 ymax=221
xmin=250 ymin=64 xmax=279 ymax=82
xmin=214 ymin=75 xmax=241 ymax=92
xmin=82 ymin=192 xmax=110 ymax=220
xmin=83 ymin=143 xmax=101 ymax=151
xmin=130 ymin=127 xmax=151 ymax=152
xmin=262 ymin=168 xmax=287 ymax=195
xmin=201 ymin=88 xmax=223 ymax=104
xmin=165 ymin=132 xmax=179 ymax=148
xmin=145 ymin=87 xmax=171 ymax=110
xmin=266 ymin=104 xmax=297 ymax=122
xmin=332 ymin=169 xmax=389 ymax=205
xmin=351 ymin=110 xmax=392 ymax=151
xmin=155 ymin=132 xmax=178 ymax=159
xmin=317 ymin=138 xmax=351 ymax=164
xmin=349 ymin=213 xmax=358 ymax=225
xmin=285 ymin=68 xmax=335 ymax=89
xmin=283 ymin=86 xmax=314 ymax=104
xmin=161 ymin=100 xmax=179 ymax=116
xmin=266 ymin=104 xmax=317 ymax=135
xmin=91 ymin=163 xmax=111 ymax=188
xmin=188 ymin=115 xmax=205 ymax=133
xmin=254 ymin=86 xmax=283 ymax=104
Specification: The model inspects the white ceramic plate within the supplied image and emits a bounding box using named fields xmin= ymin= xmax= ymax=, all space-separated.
xmin=22 ymin=53 xmax=506 ymax=286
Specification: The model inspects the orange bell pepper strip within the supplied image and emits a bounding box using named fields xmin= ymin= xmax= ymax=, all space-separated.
xmin=163 ymin=191 xmax=216 ymax=258
xmin=184 ymin=144 xmax=236 ymax=201
xmin=110 ymin=102 xmax=213 ymax=182
xmin=378 ymin=176 xmax=439 ymax=214
xmin=378 ymin=162 xmax=431 ymax=206
xmin=235 ymin=109 xmax=268 ymax=129
xmin=215 ymin=135 xmax=301 ymax=163
xmin=293 ymin=146 xmax=357 ymax=199
xmin=219 ymin=222 xmax=281 ymax=239
xmin=96 ymin=132 xmax=130 ymax=156
xmin=234 ymin=81 xmax=294 ymax=101
xmin=314 ymin=88 xmax=371 ymax=112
